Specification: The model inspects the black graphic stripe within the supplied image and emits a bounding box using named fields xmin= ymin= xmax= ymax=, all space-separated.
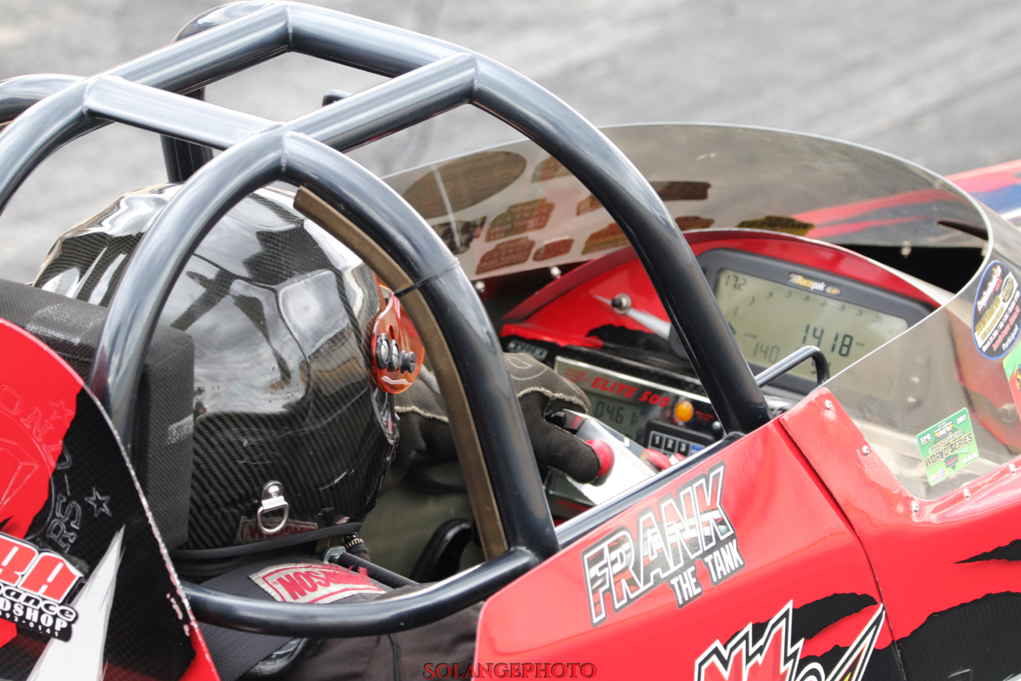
xmin=957 ymin=538 xmax=1021 ymax=563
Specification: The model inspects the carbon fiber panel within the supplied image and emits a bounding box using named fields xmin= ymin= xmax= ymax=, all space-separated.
xmin=0 ymin=278 xmax=195 ymax=549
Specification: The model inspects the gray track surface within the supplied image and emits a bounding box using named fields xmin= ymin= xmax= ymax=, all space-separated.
xmin=1 ymin=0 xmax=1020 ymax=282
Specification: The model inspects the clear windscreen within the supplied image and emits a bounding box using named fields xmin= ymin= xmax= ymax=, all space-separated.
xmin=385 ymin=123 xmax=1018 ymax=501
xmin=825 ymin=206 xmax=1021 ymax=500
xmin=383 ymin=123 xmax=985 ymax=282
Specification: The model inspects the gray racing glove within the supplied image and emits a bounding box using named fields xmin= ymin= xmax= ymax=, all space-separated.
xmin=392 ymin=353 xmax=610 ymax=484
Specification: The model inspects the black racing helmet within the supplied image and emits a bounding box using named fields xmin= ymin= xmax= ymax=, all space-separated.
xmin=34 ymin=184 xmax=403 ymax=551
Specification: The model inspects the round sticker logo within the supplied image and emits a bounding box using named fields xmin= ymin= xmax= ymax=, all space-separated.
xmin=973 ymin=260 xmax=1021 ymax=359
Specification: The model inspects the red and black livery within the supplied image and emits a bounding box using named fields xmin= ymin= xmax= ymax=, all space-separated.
xmin=1 ymin=3 xmax=1021 ymax=681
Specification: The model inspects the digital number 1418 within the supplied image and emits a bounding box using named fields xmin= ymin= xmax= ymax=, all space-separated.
xmin=802 ymin=325 xmax=853 ymax=357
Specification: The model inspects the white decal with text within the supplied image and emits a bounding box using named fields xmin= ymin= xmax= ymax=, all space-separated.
xmin=583 ymin=463 xmax=743 ymax=626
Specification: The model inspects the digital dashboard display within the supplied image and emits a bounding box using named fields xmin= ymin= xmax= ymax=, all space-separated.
xmin=588 ymin=393 xmax=642 ymax=439
xmin=714 ymin=268 xmax=909 ymax=379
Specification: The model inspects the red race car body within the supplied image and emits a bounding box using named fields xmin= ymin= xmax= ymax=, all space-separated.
xmin=0 ymin=4 xmax=1019 ymax=681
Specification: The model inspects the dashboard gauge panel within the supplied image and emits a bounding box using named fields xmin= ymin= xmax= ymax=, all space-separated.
xmin=506 ymin=233 xmax=938 ymax=457
xmin=699 ymin=249 xmax=932 ymax=391
xmin=554 ymin=356 xmax=719 ymax=458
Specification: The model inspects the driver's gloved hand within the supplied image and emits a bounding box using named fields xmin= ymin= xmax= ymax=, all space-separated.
xmin=392 ymin=352 xmax=606 ymax=484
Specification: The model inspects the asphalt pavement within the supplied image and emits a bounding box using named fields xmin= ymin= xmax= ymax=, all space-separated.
xmin=1 ymin=0 xmax=1020 ymax=282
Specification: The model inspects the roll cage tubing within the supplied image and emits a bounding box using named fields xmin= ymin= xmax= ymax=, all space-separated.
xmin=0 ymin=2 xmax=770 ymax=636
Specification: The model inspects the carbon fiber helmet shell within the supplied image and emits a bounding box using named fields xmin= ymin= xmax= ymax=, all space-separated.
xmin=34 ymin=184 xmax=397 ymax=549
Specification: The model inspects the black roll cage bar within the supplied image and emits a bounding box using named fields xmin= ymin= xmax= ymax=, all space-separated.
xmin=0 ymin=1 xmax=770 ymax=636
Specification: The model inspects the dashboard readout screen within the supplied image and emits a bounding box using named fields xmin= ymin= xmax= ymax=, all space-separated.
xmin=714 ymin=268 xmax=909 ymax=378
xmin=588 ymin=393 xmax=642 ymax=439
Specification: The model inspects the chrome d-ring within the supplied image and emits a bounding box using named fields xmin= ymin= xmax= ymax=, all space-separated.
xmin=256 ymin=480 xmax=289 ymax=534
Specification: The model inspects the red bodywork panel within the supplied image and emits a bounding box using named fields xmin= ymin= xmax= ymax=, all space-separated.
xmin=782 ymin=390 xmax=1021 ymax=678
xmin=950 ymin=159 xmax=1021 ymax=224
xmin=0 ymin=320 xmax=218 ymax=681
xmin=0 ymin=320 xmax=81 ymax=651
xmin=476 ymin=408 xmax=894 ymax=678
xmin=496 ymin=224 xmax=1021 ymax=679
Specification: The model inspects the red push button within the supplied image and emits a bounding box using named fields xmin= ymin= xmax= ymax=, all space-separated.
xmin=586 ymin=439 xmax=616 ymax=481
xmin=642 ymin=448 xmax=671 ymax=471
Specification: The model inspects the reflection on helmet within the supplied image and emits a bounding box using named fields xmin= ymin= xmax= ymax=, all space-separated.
xmin=35 ymin=185 xmax=398 ymax=550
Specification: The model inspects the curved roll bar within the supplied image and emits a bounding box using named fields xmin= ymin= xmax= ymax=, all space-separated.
xmin=104 ymin=129 xmax=545 ymax=634
xmin=0 ymin=2 xmax=771 ymax=635
xmin=0 ymin=1 xmax=770 ymax=437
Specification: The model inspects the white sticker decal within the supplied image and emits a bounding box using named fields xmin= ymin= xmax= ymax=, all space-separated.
xmin=0 ymin=532 xmax=82 ymax=642
xmin=250 ymin=563 xmax=383 ymax=604
xmin=582 ymin=462 xmax=743 ymax=627
xmin=695 ymin=601 xmax=885 ymax=681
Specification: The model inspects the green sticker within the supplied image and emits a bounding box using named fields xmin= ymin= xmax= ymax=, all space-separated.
xmin=1003 ymin=341 xmax=1021 ymax=391
xmin=1002 ymin=344 xmax=1021 ymax=428
xmin=916 ymin=408 xmax=979 ymax=486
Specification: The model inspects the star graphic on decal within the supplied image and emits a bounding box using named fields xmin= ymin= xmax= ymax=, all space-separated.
xmin=49 ymin=399 xmax=74 ymax=425
xmin=85 ymin=487 xmax=111 ymax=518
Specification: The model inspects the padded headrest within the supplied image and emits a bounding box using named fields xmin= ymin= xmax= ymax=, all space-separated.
xmin=0 ymin=278 xmax=195 ymax=548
